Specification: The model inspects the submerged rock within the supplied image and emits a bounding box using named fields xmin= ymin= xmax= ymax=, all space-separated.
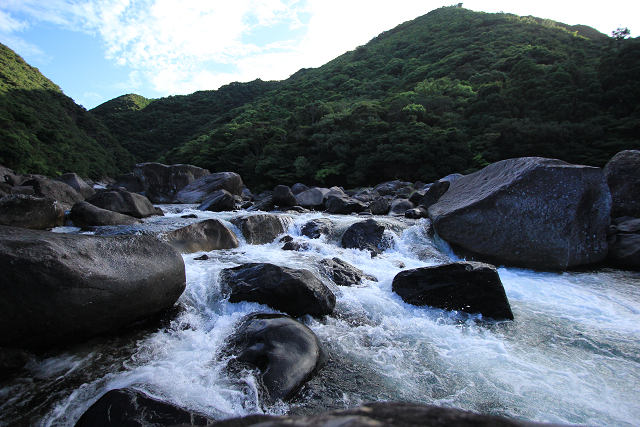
xmin=0 ymin=226 xmax=186 ymax=350
xmin=428 ymin=157 xmax=611 ymax=270
xmin=164 ymin=219 xmax=239 ymax=253
xmin=227 ymin=313 xmax=328 ymax=401
xmin=0 ymin=195 xmax=65 ymax=229
xmin=392 ymin=261 xmax=514 ymax=321
xmin=219 ymin=263 xmax=335 ymax=317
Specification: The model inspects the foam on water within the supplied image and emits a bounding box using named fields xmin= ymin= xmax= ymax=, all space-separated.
xmin=3 ymin=211 xmax=640 ymax=426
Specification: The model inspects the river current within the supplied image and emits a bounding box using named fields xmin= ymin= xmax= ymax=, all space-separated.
xmin=1 ymin=206 xmax=639 ymax=426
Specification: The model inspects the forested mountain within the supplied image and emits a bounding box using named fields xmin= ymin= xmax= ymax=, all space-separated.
xmin=0 ymin=43 xmax=134 ymax=179
xmin=90 ymin=80 xmax=281 ymax=162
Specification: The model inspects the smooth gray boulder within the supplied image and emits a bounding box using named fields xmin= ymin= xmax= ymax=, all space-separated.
xmin=133 ymin=162 xmax=210 ymax=203
xmin=70 ymin=201 xmax=142 ymax=227
xmin=227 ymin=313 xmax=328 ymax=401
xmin=428 ymin=157 xmax=611 ymax=270
xmin=197 ymin=189 xmax=236 ymax=212
xmin=231 ymin=214 xmax=284 ymax=244
xmin=389 ymin=199 xmax=414 ymax=215
xmin=54 ymin=173 xmax=95 ymax=199
xmin=418 ymin=178 xmax=451 ymax=209
xmin=392 ymin=261 xmax=514 ymax=321
xmin=295 ymin=188 xmax=325 ymax=208
xmin=164 ymin=219 xmax=239 ymax=253
xmin=0 ymin=226 xmax=186 ymax=349
xmin=219 ymin=263 xmax=335 ymax=317
xmin=273 ymin=185 xmax=298 ymax=207
xmin=291 ymin=183 xmax=309 ymax=194
xmin=325 ymin=195 xmax=366 ymax=214
xmin=108 ymin=173 xmax=144 ymax=193
xmin=604 ymin=150 xmax=640 ymax=218
xmin=174 ymin=172 xmax=243 ymax=203
xmin=0 ymin=195 xmax=65 ymax=229
xmin=27 ymin=178 xmax=84 ymax=209
xmin=85 ymin=189 xmax=159 ymax=219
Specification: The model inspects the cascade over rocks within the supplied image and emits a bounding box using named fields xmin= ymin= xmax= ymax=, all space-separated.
xmin=319 ymin=257 xmax=378 ymax=286
xmin=342 ymin=218 xmax=387 ymax=256
xmin=428 ymin=157 xmax=611 ymax=270
xmin=604 ymin=150 xmax=640 ymax=218
xmin=219 ymin=263 xmax=335 ymax=317
xmin=133 ymin=162 xmax=210 ymax=203
xmin=54 ymin=173 xmax=95 ymax=199
xmin=74 ymin=388 xmax=212 ymax=427
xmin=164 ymin=219 xmax=239 ymax=253
xmin=301 ymin=218 xmax=334 ymax=239
xmin=273 ymin=185 xmax=298 ymax=207
xmin=231 ymin=214 xmax=284 ymax=244
xmin=174 ymin=172 xmax=243 ymax=203
xmin=0 ymin=226 xmax=186 ymax=350
xmin=85 ymin=188 xmax=159 ymax=219
xmin=226 ymin=313 xmax=328 ymax=401
xmin=197 ymin=189 xmax=236 ymax=212
xmin=0 ymin=195 xmax=65 ymax=229
xmin=70 ymin=201 xmax=142 ymax=227
xmin=392 ymin=261 xmax=514 ymax=321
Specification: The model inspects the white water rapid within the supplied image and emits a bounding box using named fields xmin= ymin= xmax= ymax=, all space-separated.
xmin=1 ymin=206 xmax=639 ymax=427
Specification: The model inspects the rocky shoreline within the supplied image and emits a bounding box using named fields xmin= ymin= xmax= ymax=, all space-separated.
xmin=1 ymin=151 xmax=639 ymax=426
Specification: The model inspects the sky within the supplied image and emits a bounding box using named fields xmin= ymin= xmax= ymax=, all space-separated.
xmin=1 ymin=1 xmax=638 ymax=110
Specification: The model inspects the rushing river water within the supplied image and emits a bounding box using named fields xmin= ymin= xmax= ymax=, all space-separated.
xmin=1 ymin=206 xmax=640 ymax=427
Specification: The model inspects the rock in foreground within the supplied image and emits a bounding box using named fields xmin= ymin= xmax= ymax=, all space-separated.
xmin=219 ymin=263 xmax=335 ymax=317
xmin=428 ymin=157 xmax=611 ymax=270
xmin=0 ymin=226 xmax=186 ymax=349
xmin=392 ymin=261 xmax=514 ymax=321
xmin=227 ymin=313 xmax=327 ymax=401
xmin=0 ymin=195 xmax=65 ymax=229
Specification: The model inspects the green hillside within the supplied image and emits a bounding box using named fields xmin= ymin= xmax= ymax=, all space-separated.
xmin=90 ymin=80 xmax=281 ymax=162
xmin=0 ymin=43 xmax=134 ymax=179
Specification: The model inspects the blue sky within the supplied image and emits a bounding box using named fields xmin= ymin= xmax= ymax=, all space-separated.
xmin=1 ymin=0 xmax=638 ymax=110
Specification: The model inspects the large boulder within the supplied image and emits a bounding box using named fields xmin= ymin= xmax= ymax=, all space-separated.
xmin=27 ymin=179 xmax=84 ymax=209
xmin=164 ymin=219 xmax=239 ymax=253
xmin=607 ymin=218 xmax=640 ymax=268
xmin=85 ymin=189 xmax=159 ymax=219
xmin=0 ymin=226 xmax=186 ymax=349
xmin=54 ymin=173 xmax=95 ymax=199
xmin=369 ymin=197 xmax=390 ymax=215
xmin=108 ymin=173 xmax=144 ymax=193
xmin=219 ymin=263 xmax=336 ymax=317
xmin=231 ymin=214 xmax=284 ymax=244
xmin=428 ymin=157 xmax=611 ymax=270
xmin=418 ymin=178 xmax=451 ymax=209
xmin=291 ymin=183 xmax=309 ymax=194
xmin=604 ymin=150 xmax=640 ymax=218
xmin=0 ymin=195 xmax=65 ymax=229
xmin=273 ymin=185 xmax=298 ymax=207
xmin=295 ymin=188 xmax=325 ymax=208
xmin=392 ymin=261 xmax=514 ymax=321
xmin=70 ymin=201 xmax=143 ymax=227
xmin=174 ymin=172 xmax=243 ymax=204
xmin=75 ymin=388 xmax=211 ymax=427
xmin=319 ymin=257 xmax=377 ymax=286
xmin=389 ymin=199 xmax=414 ymax=216
xmin=227 ymin=313 xmax=328 ymax=401
xmin=341 ymin=219 xmax=387 ymax=256
xmin=133 ymin=162 xmax=210 ymax=203
xmin=197 ymin=189 xmax=236 ymax=212
xmin=325 ymin=195 xmax=367 ymax=214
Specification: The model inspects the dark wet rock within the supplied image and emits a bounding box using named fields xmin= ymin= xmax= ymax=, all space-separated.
xmin=301 ymin=218 xmax=334 ymax=239
xmin=220 ymin=401 xmax=564 ymax=427
xmin=608 ymin=234 xmax=640 ymax=268
xmin=325 ymin=195 xmax=366 ymax=214
xmin=85 ymin=189 xmax=159 ymax=219
xmin=321 ymin=186 xmax=347 ymax=202
xmin=394 ymin=187 xmax=413 ymax=198
xmin=319 ymin=257 xmax=377 ymax=286
xmin=133 ymin=162 xmax=210 ymax=203
xmin=295 ymin=188 xmax=325 ymax=208
xmin=174 ymin=172 xmax=243 ymax=203
xmin=405 ymin=206 xmax=429 ymax=219
xmin=291 ymin=183 xmax=310 ymax=195
xmin=108 ymin=173 xmax=144 ymax=193
xmin=54 ymin=173 xmax=95 ymax=199
xmin=164 ymin=219 xmax=239 ymax=253
xmin=392 ymin=261 xmax=514 ymax=321
xmin=605 ymin=150 xmax=640 ymax=218
xmin=242 ymin=187 xmax=253 ymax=201
xmin=353 ymin=189 xmax=379 ymax=203
xmin=70 ymin=201 xmax=143 ymax=227
xmin=181 ymin=213 xmax=198 ymax=219
xmin=341 ymin=219 xmax=386 ymax=256
xmin=428 ymin=157 xmax=611 ymax=270
xmin=418 ymin=179 xmax=451 ymax=209
xmin=227 ymin=313 xmax=327 ymax=401
xmin=219 ymin=263 xmax=335 ymax=317
xmin=369 ymin=197 xmax=390 ymax=215
xmin=7 ymin=185 xmax=35 ymax=196
xmin=0 ymin=195 xmax=65 ymax=229
xmin=247 ymin=192 xmax=274 ymax=211
xmin=197 ymin=189 xmax=236 ymax=212
xmin=389 ymin=199 xmax=414 ymax=215
xmin=0 ymin=348 xmax=31 ymax=379
xmin=282 ymin=240 xmax=310 ymax=251
xmin=27 ymin=178 xmax=84 ymax=209
xmin=374 ymin=180 xmax=404 ymax=196
xmin=408 ymin=190 xmax=426 ymax=205
xmin=231 ymin=214 xmax=284 ymax=244
xmin=0 ymin=226 xmax=186 ymax=350
xmin=74 ymin=388 xmax=212 ymax=427
xmin=273 ymin=185 xmax=298 ymax=207
xmin=194 ymin=254 xmax=209 ymax=260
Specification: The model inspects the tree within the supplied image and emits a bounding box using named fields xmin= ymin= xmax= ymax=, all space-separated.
xmin=612 ymin=27 xmax=631 ymax=40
